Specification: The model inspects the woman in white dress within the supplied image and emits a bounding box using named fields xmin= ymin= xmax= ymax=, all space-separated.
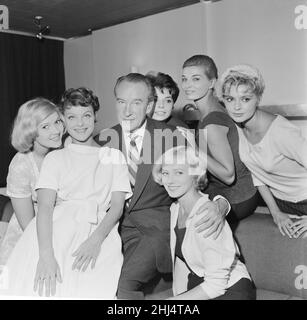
xmin=2 ymin=87 xmax=131 ymax=299
xmin=0 ymin=98 xmax=64 ymax=265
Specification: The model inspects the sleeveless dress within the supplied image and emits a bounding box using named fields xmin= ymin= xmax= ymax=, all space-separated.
xmin=197 ymin=111 xmax=258 ymax=222
xmin=0 ymin=152 xmax=39 ymax=265
xmin=1 ymin=144 xmax=131 ymax=299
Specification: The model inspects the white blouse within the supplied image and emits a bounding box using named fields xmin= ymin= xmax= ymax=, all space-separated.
xmin=237 ymin=115 xmax=307 ymax=202
xmin=170 ymin=194 xmax=250 ymax=299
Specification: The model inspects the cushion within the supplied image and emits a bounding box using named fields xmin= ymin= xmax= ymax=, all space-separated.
xmin=235 ymin=213 xmax=307 ymax=299
xmin=257 ymin=289 xmax=302 ymax=300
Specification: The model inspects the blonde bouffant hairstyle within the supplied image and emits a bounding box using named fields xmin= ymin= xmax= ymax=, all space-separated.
xmin=216 ymin=64 xmax=265 ymax=101
xmin=152 ymin=145 xmax=208 ymax=191
xmin=11 ymin=98 xmax=60 ymax=153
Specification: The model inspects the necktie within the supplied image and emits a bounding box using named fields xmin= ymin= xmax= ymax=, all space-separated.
xmin=127 ymin=133 xmax=139 ymax=189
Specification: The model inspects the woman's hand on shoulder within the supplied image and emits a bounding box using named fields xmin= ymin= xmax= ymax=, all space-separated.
xmin=34 ymin=252 xmax=62 ymax=297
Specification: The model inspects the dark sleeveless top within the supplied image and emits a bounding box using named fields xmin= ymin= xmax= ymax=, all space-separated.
xmin=197 ymin=111 xmax=256 ymax=204
xmin=165 ymin=116 xmax=189 ymax=128
xmin=174 ymin=224 xmax=204 ymax=290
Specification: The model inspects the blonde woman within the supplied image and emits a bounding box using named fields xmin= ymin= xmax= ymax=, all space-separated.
xmin=152 ymin=146 xmax=255 ymax=300
xmin=218 ymin=64 xmax=307 ymax=238
xmin=0 ymin=98 xmax=64 ymax=265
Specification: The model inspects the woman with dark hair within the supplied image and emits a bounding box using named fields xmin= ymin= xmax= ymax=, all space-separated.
xmin=1 ymin=87 xmax=132 ymax=298
xmin=146 ymin=71 xmax=188 ymax=128
xmin=146 ymin=71 xmax=196 ymax=148
xmin=181 ymin=55 xmax=258 ymax=225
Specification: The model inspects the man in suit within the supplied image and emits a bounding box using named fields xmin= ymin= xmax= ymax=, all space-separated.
xmin=95 ymin=73 xmax=229 ymax=299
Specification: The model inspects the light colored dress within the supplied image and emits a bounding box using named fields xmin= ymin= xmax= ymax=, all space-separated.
xmin=1 ymin=144 xmax=131 ymax=299
xmin=0 ymin=152 xmax=39 ymax=265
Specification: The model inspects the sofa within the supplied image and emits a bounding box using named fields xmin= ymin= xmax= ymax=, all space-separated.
xmin=1 ymin=200 xmax=307 ymax=299
xmin=234 ymin=209 xmax=307 ymax=300
xmin=1 ymin=196 xmax=307 ymax=299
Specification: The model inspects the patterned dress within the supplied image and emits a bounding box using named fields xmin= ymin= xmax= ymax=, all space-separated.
xmin=0 ymin=152 xmax=39 ymax=265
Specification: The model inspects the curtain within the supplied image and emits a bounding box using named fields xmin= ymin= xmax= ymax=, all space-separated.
xmin=0 ymin=32 xmax=65 ymax=186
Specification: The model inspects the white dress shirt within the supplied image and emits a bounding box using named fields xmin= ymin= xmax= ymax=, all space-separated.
xmin=122 ymin=120 xmax=147 ymax=157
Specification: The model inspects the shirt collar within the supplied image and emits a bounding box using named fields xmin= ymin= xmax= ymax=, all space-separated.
xmin=123 ymin=120 xmax=147 ymax=141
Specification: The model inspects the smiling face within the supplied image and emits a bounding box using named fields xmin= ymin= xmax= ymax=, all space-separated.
xmin=63 ymin=105 xmax=95 ymax=145
xmin=152 ymin=87 xmax=174 ymax=121
xmin=34 ymin=112 xmax=64 ymax=150
xmin=115 ymin=80 xmax=154 ymax=132
xmin=181 ymin=66 xmax=215 ymax=101
xmin=223 ymin=84 xmax=259 ymax=123
xmin=161 ymin=163 xmax=195 ymax=199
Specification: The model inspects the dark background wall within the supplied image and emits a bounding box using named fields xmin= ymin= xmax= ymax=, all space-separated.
xmin=0 ymin=32 xmax=65 ymax=186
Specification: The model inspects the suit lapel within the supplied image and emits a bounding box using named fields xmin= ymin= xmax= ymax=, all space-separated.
xmin=117 ymin=125 xmax=127 ymax=156
xmin=111 ymin=124 xmax=128 ymax=158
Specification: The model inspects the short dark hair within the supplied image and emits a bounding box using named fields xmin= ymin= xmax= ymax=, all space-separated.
xmin=59 ymin=87 xmax=100 ymax=113
xmin=114 ymin=73 xmax=155 ymax=102
xmin=146 ymin=72 xmax=180 ymax=103
xmin=183 ymin=55 xmax=218 ymax=80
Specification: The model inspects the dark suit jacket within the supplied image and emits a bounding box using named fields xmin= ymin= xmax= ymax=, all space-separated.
xmin=94 ymin=118 xmax=187 ymax=272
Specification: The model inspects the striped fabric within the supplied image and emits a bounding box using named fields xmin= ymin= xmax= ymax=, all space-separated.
xmin=127 ymin=133 xmax=139 ymax=188
xmin=126 ymin=133 xmax=140 ymax=209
